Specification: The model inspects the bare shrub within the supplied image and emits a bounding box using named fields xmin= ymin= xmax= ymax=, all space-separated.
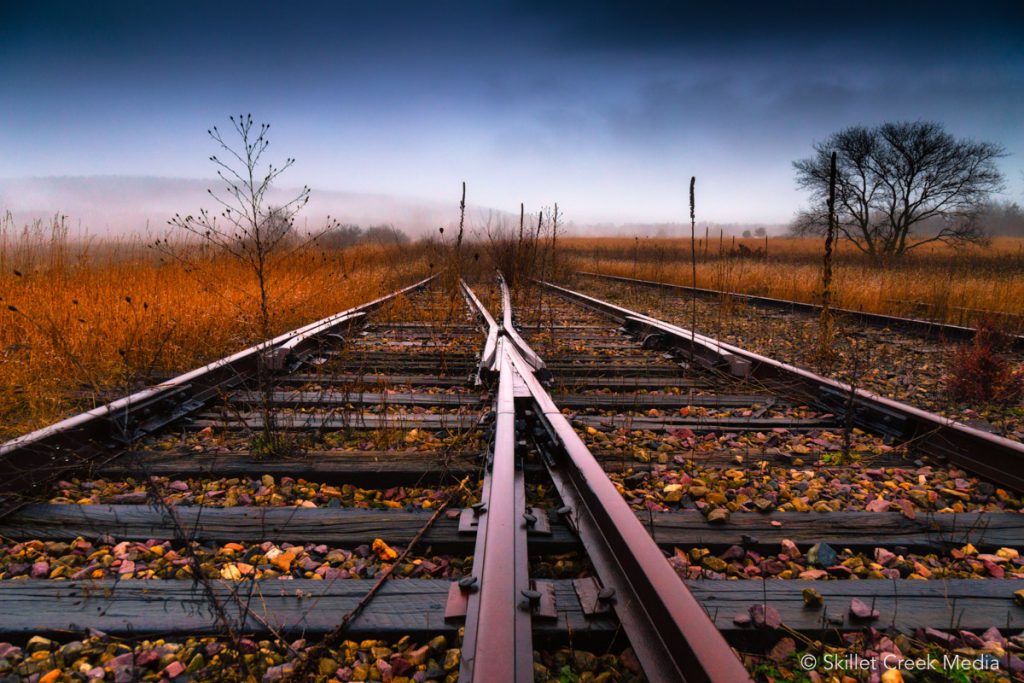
xmin=945 ymin=318 xmax=1024 ymax=403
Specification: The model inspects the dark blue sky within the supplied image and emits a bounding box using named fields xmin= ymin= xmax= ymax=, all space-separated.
xmin=2 ymin=1 xmax=1022 ymax=224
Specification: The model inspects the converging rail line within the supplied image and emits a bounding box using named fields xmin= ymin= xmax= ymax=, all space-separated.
xmin=578 ymin=270 xmax=1024 ymax=349
xmin=0 ymin=272 xmax=1022 ymax=682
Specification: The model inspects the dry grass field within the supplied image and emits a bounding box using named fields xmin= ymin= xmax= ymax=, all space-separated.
xmin=0 ymin=218 xmax=431 ymax=440
xmin=563 ymin=236 xmax=1024 ymax=329
xmin=4 ymin=221 xmax=1024 ymax=442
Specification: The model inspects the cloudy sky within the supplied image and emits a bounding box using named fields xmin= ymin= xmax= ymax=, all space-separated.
xmin=1 ymin=1 xmax=1022 ymax=226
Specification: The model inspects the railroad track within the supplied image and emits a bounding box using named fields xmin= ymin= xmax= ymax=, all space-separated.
xmin=0 ymin=273 xmax=1022 ymax=681
xmin=578 ymin=270 xmax=1024 ymax=349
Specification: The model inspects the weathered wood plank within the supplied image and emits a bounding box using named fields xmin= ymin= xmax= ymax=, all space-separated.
xmin=372 ymin=322 xmax=480 ymax=330
xmin=99 ymin=446 xmax=862 ymax=480
xmin=225 ymin=391 xmax=484 ymax=408
xmin=277 ymin=374 xmax=712 ymax=390
xmin=0 ymin=577 xmax=1015 ymax=640
xmin=572 ymin=415 xmax=838 ymax=432
xmin=644 ymin=511 xmax=1024 ymax=550
xmin=553 ymin=376 xmax=713 ymax=389
xmin=97 ymin=450 xmax=482 ymax=483
xmin=326 ymin=351 xmax=478 ymax=360
xmin=3 ymin=506 xmax=1019 ymax=552
xmin=228 ymin=393 xmax=770 ymax=409
xmin=0 ymin=579 xmax=615 ymax=638
xmin=190 ymin=413 xmax=484 ymax=431
xmin=95 ymin=446 xmax=824 ymax=481
xmin=547 ymin=364 xmax=685 ymax=378
xmin=0 ymin=506 xmax=573 ymax=551
xmin=552 ymin=393 xmax=777 ymax=409
xmin=311 ymin=362 xmax=476 ymax=375
xmin=278 ymin=374 xmax=472 ymax=387
xmin=689 ymin=579 xmax=1024 ymax=634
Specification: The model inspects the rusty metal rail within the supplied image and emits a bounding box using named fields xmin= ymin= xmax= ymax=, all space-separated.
xmin=498 ymin=272 xmax=546 ymax=373
xmin=457 ymin=337 xmax=534 ymax=683
xmin=460 ymin=278 xmax=499 ymax=373
xmin=459 ymin=276 xmax=751 ymax=683
xmin=541 ymin=279 xmax=1024 ymax=492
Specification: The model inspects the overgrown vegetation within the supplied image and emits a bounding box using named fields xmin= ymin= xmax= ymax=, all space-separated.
xmin=946 ymin=318 xmax=1024 ymax=404
xmin=0 ymin=213 xmax=428 ymax=441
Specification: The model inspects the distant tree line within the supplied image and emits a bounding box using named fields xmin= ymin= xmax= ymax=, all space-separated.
xmin=317 ymin=223 xmax=410 ymax=248
xmin=789 ymin=200 xmax=1024 ymax=240
xmin=973 ymin=200 xmax=1024 ymax=237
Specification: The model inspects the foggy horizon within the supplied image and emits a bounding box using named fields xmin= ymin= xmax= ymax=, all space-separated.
xmin=2 ymin=1 xmax=1022 ymax=230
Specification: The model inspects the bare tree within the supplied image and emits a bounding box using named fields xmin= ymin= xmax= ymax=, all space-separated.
xmin=167 ymin=114 xmax=319 ymax=455
xmin=169 ymin=114 xmax=311 ymax=339
xmin=792 ymin=121 xmax=1005 ymax=257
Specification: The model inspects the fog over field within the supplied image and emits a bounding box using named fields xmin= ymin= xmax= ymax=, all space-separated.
xmin=0 ymin=176 xmax=790 ymax=239
xmin=0 ymin=176 xmax=471 ymax=238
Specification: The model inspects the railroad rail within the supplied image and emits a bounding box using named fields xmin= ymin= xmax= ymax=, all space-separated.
xmin=518 ymin=279 xmax=1024 ymax=678
xmin=0 ymin=272 xmax=1022 ymax=682
xmin=578 ymin=270 xmax=1024 ymax=349
xmin=541 ymin=280 xmax=1024 ymax=492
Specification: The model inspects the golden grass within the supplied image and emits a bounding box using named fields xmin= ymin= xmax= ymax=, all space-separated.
xmin=0 ymin=227 xmax=430 ymax=441
xmin=5 ymin=220 xmax=1022 ymax=441
xmin=562 ymin=236 xmax=1024 ymax=328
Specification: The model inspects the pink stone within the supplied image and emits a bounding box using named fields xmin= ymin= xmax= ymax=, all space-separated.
xmin=798 ymin=569 xmax=827 ymax=580
xmin=163 ymin=660 xmax=186 ymax=677
xmin=749 ymin=603 xmax=781 ymax=628
xmin=850 ymin=598 xmax=879 ymax=620
xmin=874 ymin=548 xmax=897 ymax=566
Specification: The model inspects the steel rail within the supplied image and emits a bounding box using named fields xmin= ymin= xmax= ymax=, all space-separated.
xmin=460 ymin=278 xmax=499 ymax=374
xmin=456 ymin=279 xmax=535 ymax=683
xmin=460 ymin=275 xmax=545 ymax=377
xmin=577 ymin=271 xmax=1024 ymax=349
xmin=540 ymin=280 xmax=1024 ymax=492
xmin=457 ymin=337 xmax=534 ymax=683
xmin=0 ymin=275 xmax=436 ymax=513
xmin=482 ymin=276 xmax=750 ymax=683
xmin=497 ymin=272 xmax=546 ymax=372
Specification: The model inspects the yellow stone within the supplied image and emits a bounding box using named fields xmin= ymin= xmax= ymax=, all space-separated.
xmin=221 ymin=564 xmax=243 ymax=581
xmin=271 ymin=551 xmax=296 ymax=572
xmin=881 ymin=668 xmax=904 ymax=683
xmin=372 ymin=538 xmax=399 ymax=561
